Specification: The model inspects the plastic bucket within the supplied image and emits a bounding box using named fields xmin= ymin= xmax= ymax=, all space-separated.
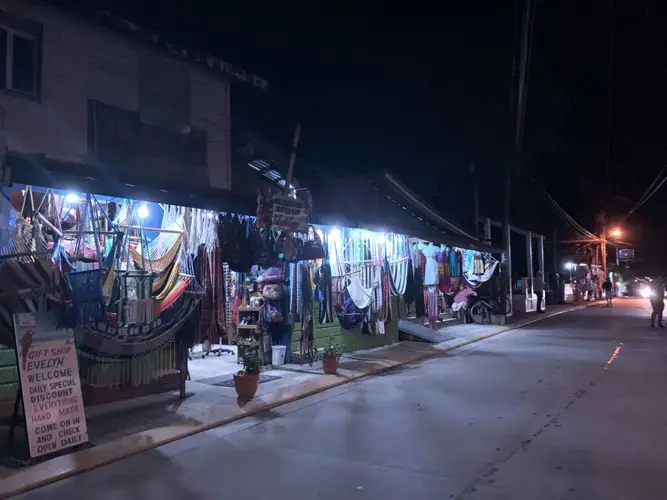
xmin=271 ymin=345 xmax=287 ymax=366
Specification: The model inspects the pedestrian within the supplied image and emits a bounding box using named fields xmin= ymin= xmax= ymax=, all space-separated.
xmin=602 ymin=277 xmax=613 ymax=306
xmin=535 ymin=270 xmax=545 ymax=313
xmin=650 ymin=279 xmax=665 ymax=329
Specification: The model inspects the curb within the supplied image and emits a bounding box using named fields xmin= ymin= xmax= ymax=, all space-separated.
xmin=0 ymin=301 xmax=598 ymax=498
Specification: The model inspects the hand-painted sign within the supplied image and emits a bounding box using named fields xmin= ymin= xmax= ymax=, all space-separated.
xmin=271 ymin=195 xmax=309 ymax=233
xmin=14 ymin=313 xmax=88 ymax=458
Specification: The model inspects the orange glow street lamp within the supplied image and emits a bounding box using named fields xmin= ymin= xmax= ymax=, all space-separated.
xmin=610 ymin=227 xmax=622 ymax=238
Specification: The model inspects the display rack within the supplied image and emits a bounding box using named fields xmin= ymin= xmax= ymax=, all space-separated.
xmin=236 ymin=305 xmax=265 ymax=363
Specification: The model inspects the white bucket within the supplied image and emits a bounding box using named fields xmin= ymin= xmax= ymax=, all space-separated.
xmin=271 ymin=345 xmax=287 ymax=366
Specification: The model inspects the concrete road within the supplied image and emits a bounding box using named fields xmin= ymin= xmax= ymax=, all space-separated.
xmin=16 ymin=298 xmax=667 ymax=499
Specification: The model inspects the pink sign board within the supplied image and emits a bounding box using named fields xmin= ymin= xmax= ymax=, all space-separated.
xmin=14 ymin=312 xmax=88 ymax=458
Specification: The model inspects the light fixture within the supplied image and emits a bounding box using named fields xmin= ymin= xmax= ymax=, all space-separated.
xmin=65 ymin=193 xmax=79 ymax=204
xmin=329 ymin=227 xmax=342 ymax=239
xmin=610 ymin=227 xmax=622 ymax=238
xmin=376 ymin=234 xmax=387 ymax=244
xmin=137 ymin=204 xmax=149 ymax=219
xmin=564 ymin=262 xmax=575 ymax=271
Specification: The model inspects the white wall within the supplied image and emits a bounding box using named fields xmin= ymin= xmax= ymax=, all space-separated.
xmin=0 ymin=0 xmax=231 ymax=189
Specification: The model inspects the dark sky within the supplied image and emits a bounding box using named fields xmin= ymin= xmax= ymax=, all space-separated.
xmin=59 ymin=0 xmax=667 ymax=268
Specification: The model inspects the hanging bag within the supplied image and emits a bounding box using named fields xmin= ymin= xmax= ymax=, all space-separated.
xmin=275 ymin=231 xmax=302 ymax=262
xmin=264 ymin=301 xmax=284 ymax=323
xmin=301 ymin=225 xmax=327 ymax=261
xmin=257 ymin=264 xmax=285 ymax=284
xmin=262 ymin=283 xmax=284 ymax=301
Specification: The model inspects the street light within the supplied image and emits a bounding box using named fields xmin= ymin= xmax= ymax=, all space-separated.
xmin=610 ymin=227 xmax=622 ymax=238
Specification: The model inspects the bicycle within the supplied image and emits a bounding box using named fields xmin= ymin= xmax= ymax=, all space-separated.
xmin=470 ymin=294 xmax=511 ymax=324
xmin=470 ymin=298 xmax=493 ymax=324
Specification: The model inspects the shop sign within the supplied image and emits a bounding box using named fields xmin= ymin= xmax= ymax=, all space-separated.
xmin=270 ymin=195 xmax=309 ymax=233
xmin=618 ymin=248 xmax=635 ymax=262
xmin=14 ymin=313 xmax=88 ymax=458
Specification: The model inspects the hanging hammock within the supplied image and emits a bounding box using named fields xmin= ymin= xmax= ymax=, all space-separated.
xmin=154 ymin=259 xmax=181 ymax=301
xmin=155 ymin=275 xmax=192 ymax=314
xmin=0 ymin=193 xmax=60 ymax=346
xmin=129 ymin=232 xmax=183 ymax=274
xmin=151 ymin=262 xmax=173 ymax=292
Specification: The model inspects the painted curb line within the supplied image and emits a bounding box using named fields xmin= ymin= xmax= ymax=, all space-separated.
xmin=0 ymin=301 xmax=599 ymax=498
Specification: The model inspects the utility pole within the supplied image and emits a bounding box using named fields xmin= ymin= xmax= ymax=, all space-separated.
xmin=598 ymin=211 xmax=608 ymax=277
xmin=470 ymin=162 xmax=479 ymax=238
xmin=503 ymin=0 xmax=534 ymax=314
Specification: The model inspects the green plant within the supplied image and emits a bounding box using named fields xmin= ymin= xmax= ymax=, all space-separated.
xmin=240 ymin=344 xmax=262 ymax=375
xmin=322 ymin=334 xmax=344 ymax=359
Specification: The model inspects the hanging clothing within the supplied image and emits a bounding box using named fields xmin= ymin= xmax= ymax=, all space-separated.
xmin=456 ymin=251 xmax=463 ymax=277
xmin=405 ymin=260 xmax=416 ymax=308
xmin=299 ymin=262 xmax=314 ymax=360
xmin=419 ymin=243 xmax=439 ymax=286
xmin=315 ymin=263 xmax=334 ymax=324
xmin=474 ymin=253 xmax=484 ymax=274
xmin=437 ymin=249 xmax=451 ymax=293
xmin=413 ymin=263 xmax=426 ymax=318
xmin=449 ymin=248 xmax=459 ymax=277
xmin=427 ymin=286 xmax=439 ymax=322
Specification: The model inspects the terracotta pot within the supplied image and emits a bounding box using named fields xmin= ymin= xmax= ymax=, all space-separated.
xmin=322 ymin=355 xmax=339 ymax=374
xmin=233 ymin=372 xmax=259 ymax=399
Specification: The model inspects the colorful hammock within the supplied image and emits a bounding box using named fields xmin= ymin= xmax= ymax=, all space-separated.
xmin=129 ymin=233 xmax=183 ymax=274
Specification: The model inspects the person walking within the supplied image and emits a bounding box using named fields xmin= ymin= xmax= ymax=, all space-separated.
xmin=602 ymin=277 xmax=613 ymax=306
xmin=534 ymin=271 xmax=545 ymax=313
xmin=650 ymin=279 xmax=665 ymax=328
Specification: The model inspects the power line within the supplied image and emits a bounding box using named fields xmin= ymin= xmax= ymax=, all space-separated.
xmin=528 ymin=176 xmax=598 ymax=240
xmin=622 ymin=165 xmax=667 ymax=222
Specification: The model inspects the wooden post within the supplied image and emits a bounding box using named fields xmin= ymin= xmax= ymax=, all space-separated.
xmin=179 ymin=358 xmax=187 ymax=399
xmin=283 ymin=122 xmax=301 ymax=195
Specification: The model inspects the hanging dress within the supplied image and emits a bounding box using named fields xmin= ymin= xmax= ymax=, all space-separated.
xmin=299 ymin=261 xmax=314 ymax=361
xmin=413 ymin=252 xmax=426 ymax=318
xmin=419 ymin=243 xmax=440 ymax=286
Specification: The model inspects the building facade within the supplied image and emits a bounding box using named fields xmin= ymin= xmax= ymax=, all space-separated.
xmin=0 ymin=0 xmax=253 ymax=192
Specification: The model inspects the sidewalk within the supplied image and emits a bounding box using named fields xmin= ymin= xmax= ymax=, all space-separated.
xmin=0 ymin=301 xmax=598 ymax=498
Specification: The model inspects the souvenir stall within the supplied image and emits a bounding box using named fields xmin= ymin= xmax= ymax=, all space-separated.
xmin=0 ymin=187 xmax=213 ymax=405
xmin=403 ymin=240 xmax=499 ymax=327
xmin=284 ymin=227 xmax=410 ymax=362
xmin=0 ymin=186 xmax=308 ymax=403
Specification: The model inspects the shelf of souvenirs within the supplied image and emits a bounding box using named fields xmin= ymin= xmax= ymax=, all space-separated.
xmin=237 ymin=323 xmax=260 ymax=330
xmin=236 ymin=305 xmax=264 ymax=331
xmin=238 ymin=306 xmax=264 ymax=312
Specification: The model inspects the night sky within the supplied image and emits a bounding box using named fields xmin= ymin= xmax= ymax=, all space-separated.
xmin=58 ymin=0 xmax=667 ymax=270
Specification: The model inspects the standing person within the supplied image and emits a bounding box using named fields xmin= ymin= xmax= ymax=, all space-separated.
xmin=534 ymin=271 xmax=545 ymax=313
xmin=602 ymin=277 xmax=614 ymax=306
xmin=650 ymin=279 xmax=665 ymax=328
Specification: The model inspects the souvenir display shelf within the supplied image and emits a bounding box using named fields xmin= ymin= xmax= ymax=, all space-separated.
xmin=236 ymin=305 xmax=265 ymax=363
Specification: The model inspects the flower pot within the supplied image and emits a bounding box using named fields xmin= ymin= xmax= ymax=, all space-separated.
xmin=233 ymin=372 xmax=259 ymax=399
xmin=322 ymin=355 xmax=339 ymax=374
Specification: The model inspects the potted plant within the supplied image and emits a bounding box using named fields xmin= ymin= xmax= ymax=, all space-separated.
xmin=234 ymin=344 xmax=262 ymax=399
xmin=321 ymin=335 xmax=344 ymax=374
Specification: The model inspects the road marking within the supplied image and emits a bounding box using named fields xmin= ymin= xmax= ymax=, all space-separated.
xmin=602 ymin=343 xmax=623 ymax=372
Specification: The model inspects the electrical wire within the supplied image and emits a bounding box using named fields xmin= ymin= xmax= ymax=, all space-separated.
xmin=528 ymin=176 xmax=599 ymax=240
xmin=622 ymin=166 xmax=667 ymax=222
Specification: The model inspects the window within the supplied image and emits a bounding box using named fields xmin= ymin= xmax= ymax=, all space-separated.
xmin=0 ymin=24 xmax=40 ymax=97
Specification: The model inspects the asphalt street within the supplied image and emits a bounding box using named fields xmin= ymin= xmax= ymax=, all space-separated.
xmin=15 ymin=298 xmax=667 ymax=499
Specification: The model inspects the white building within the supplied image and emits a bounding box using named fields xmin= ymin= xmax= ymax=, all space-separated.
xmin=0 ymin=0 xmax=267 ymax=195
